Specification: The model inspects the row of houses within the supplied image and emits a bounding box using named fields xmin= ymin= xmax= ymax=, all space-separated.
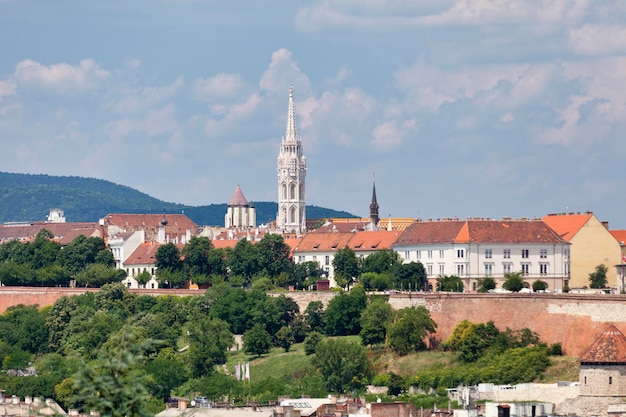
xmin=0 ymin=207 xmax=624 ymax=293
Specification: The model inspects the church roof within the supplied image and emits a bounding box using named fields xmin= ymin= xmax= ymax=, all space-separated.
xmin=579 ymin=324 xmax=626 ymax=364
xmin=228 ymin=185 xmax=249 ymax=207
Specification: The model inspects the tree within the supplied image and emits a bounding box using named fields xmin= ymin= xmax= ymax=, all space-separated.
xmin=477 ymin=277 xmax=496 ymax=293
xmin=502 ymin=272 xmax=526 ymax=292
xmin=386 ymin=306 xmax=437 ymax=355
xmin=589 ymin=264 xmax=609 ymax=289
xmin=361 ymin=249 xmax=401 ymax=274
xmin=135 ymin=271 xmax=152 ymax=288
xmin=256 ymin=234 xmax=292 ymax=280
xmin=182 ymin=236 xmax=214 ymax=278
xmin=272 ymin=294 xmax=300 ymax=327
xmin=57 ymin=235 xmax=109 ymax=276
xmin=155 ymin=242 xmax=183 ymax=272
xmin=304 ymin=301 xmax=325 ymax=333
xmin=359 ymin=298 xmax=392 ymax=346
xmin=75 ymin=263 xmax=126 ymax=287
xmin=227 ymin=238 xmax=258 ymax=282
xmin=185 ymin=316 xmax=234 ymax=378
xmin=532 ymin=280 xmax=548 ymax=292
xmin=72 ymin=325 xmax=155 ymax=417
xmin=275 ymin=326 xmax=294 ymax=352
xmin=243 ymin=323 xmax=272 ymax=357
xmin=304 ymin=331 xmax=323 ymax=355
xmin=312 ymin=338 xmax=372 ymax=393
xmin=145 ymin=347 xmax=188 ymax=401
xmin=332 ymin=246 xmax=360 ymax=289
xmin=324 ymin=285 xmax=367 ymax=336
xmin=437 ymin=275 xmax=464 ymax=292
xmin=394 ymin=261 xmax=427 ymax=291
xmin=293 ymin=261 xmax=323 ymax=289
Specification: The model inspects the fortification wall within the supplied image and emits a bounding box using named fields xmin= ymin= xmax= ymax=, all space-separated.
xmin=1 ymin=288 xmax=624 ymax=357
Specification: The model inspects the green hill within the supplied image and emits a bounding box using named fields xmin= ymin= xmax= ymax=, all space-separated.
xmin=0 ymin=172 xmax=355 ymax=225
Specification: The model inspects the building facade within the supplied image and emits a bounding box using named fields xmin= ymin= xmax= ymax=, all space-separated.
xmin=393 ymin=218 xmax=570 ymax=292
xmin=276 ymin=85 xmax=307 ymax=233
xmin=225 ymin=185 xmax=256 ymax=229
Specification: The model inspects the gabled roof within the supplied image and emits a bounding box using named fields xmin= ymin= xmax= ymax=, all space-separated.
xmin=124 ymin=242 xmax=161 ymax=266
xmin=580 ymin=324 xmax=626 ymax=364
xmin=0 ymin=222 xmax=100 ymax=244
xmin=350 ymin=230 xmax=401 ymax=251
xmin=394 ymin=218 xmax=567 ymax=246
xmin=542 ymin=212 xmax=594 ymax=241
xmin=294 ymin=231 xmax=354 ymax=252
xmin=610 ymin=230 xmax=626 ymax=245
xmin=228 ymin=185 xmax=249 ymax=207
xmin=102 ymin=213 xmax=197 ymax=231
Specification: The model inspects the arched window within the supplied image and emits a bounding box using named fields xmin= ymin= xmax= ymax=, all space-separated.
xmin=300 ymin=184 xmax=305 ymax=200
xmin=290 ymin=183 xmax=296 ymax=199
xmin=282 ymin=184 xmax=287 ymax=200
xmin=290 ymin=207 xmax=296 ymax=223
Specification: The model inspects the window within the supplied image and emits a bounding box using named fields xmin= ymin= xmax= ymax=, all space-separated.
xmin=564 ymin=249 xmax=570 ymax=259
xmin=457 ymin=264 xmax=465 ymax=276
xmin=457 ymin=249 xmax=465 ymax=258
xmin=439 ymin=264 xmax=445 ymax=275
xmin=540 ymin=249 xmax=548 ymax=259
xmin=416 ymin=250 xmax=421 ymax=260
xmin=522 ymin=249 xmax=529 ymax=259
xmin=485 ymin=249 xmax=492 ymax=259
xmin=609 ymin=376 xmax=613 ymax=385
xmin=298 ymin=256 xmax=304 ymax=262
xmin=404 ymin=251 xmax=410 ymax=260
xmin=521 ymin=263 xmax=530 ymax=275
xmin=503 ymin=263 xmax=512 ymax=274
xmin=472 ymin=282 xmax=477 ymax=291
xmin=428 ymin=250 xmax=433 ymax=259
xmin=484 ymin=264 xmax=493 ymax=276
xmin=312 ymin=255 xmax=317 ymax=262
xmin=504 ymin=249 xmax=511 ymax=259
xmin=427 ymin=264 xmax=433 ymax=276
xmin=439 ymin=250 xmax=444 ymax=258
xmin=325 ymin=256 xmax=330 ymax=266
xmin=540 ymin=264 xmax=548 ymax=275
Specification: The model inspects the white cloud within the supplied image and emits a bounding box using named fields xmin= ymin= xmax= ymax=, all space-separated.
xmin=569 ymin=24 xmax=626 ymax=55
xmin=194 ymin=73 xmax=245 ymax=101
xmin=13 ymin=59 xmax=109 ymax=93
xmin=107 ymin=104 xmax=179 ymax=140
xmin=203 ymin=93 xmax=262 ymax=137
xmin=106 ymin=76 xmax=184 ymax=114
xmin=0 ymin=80 xmax=16 ymax=101
xmin=370 ymin=118 xmax=416 ymax=149
xmin=259 ymin=49 xmax=311 ymax=95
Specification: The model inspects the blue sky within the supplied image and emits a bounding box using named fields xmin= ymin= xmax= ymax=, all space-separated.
xmin=1 ymin=1 xmax=625 ymax=228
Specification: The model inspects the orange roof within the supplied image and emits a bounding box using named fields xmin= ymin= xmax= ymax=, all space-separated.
xmin=102 ymin=213 xmax=197 ymax=231
xmin=294 ymin=231 xmax=354 ymax=252
xmin=542 ymin=212 xmax=594 ymax=241
xmin=0 ymin=222 xmax=100 ymax=244
xmin=580 ymin=324 xmax=626 ymax=364
xmin=124 ymin=242 xmax=161 ymax=265
xmin=350 ymin=230 xmax=401 ymax=252
xmin=610 ymin=230 xmax=626 ymax=245
xmin=395 ymin=218 xmax=566 ymax=246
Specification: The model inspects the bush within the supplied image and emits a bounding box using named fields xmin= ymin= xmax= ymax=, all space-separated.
xmin=304 ymin=332 xmax=323 ymax=355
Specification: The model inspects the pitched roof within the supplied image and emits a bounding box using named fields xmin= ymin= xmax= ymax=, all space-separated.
xmin=394 ymin=218 xmax=567 ymax=246
xmin=228 ymin=185 xmax=249 ymax=207
xmin=350 ymin=230 xmax=401 ymax=252
xmin=0 ymin=222 xmax=100 ymax=244
xmin=580 ymin=324 xmax=626 ymax=364
xmin=294 ymin=231 xmax=355 ymax=252
xmin=102 ymin=213 xmax=198 ymax=231
xmin=610 ymin=230 xmax=626 ymax=245
xmin=542 ymin=212 xmax=594 ymax=241
xmin=124 ymin=242 xmax=161 ymax=266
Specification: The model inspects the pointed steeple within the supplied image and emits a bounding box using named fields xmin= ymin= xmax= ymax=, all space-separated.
xmin=284 ymin=84 xmax=298 ymax=142
xmin=228 ymin=185 xmax=249 ymax=207
xmin=369 ymin=177 xmax=380 ymax=226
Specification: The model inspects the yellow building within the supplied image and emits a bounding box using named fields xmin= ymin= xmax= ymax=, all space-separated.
xmin=543 ymin=212 xmax=622 ymax=289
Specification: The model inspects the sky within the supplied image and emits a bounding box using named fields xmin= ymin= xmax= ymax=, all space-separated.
xmin=1 ymin=1 xmax=625 ymax=228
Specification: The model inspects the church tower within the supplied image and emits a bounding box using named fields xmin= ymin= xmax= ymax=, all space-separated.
xmin=369 ymin=180 xmax=380 ymax=226
xmin=277 ymin=85 xmax=307 ymax=233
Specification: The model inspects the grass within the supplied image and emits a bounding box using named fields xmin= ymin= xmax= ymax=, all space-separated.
xmin=224 ymin=342 xmax=313 ymax=382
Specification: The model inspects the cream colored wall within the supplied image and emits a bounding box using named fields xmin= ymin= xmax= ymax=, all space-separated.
xmin=569 ymin=216 xmax=621 ymax=288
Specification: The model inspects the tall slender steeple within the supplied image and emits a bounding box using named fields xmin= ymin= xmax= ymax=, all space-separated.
xmin=369 ymin=178 xmax=380 ymax=226
xmin=277 ymin=85 xmax=307 ymax=233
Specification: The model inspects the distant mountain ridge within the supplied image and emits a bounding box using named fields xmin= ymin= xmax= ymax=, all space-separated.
xmin=0 ymin=172 xmax=356 ymax=226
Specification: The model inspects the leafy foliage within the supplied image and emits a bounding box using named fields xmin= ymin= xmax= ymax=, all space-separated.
xmin=312 ymin=338 xmax=372 ymax=393
xmin=502 ymin=272 xmax=526 ymax=292
xmin=436 ymin=275 xmax=464 ymax=292
xmin=387 ymin=306 xmax=436 ymax=355
xmin=476 ymin=277 xmax=496 ymax=293
xmin=589 ymin=264 xmax=609 ymax=288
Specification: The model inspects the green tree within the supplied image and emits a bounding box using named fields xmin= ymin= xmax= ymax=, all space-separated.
xmin=503 ymin=272 xmax=526 ymax=292
xmin=72 ymin=325 xmax=155 ymax=417
xmin=256 ymin=234 xmax=292 ymax=280
xmin=57 ymin=235 xmax=109 ymax=276
xmin=332 ymin=246 xmax=360 ymax=289
xmin=275 ymin=326 xmax=294 ymax=352
xmin=324 ymin=285 xmax=367 ymax=336
xmin=437 ymin=275 xmax=464 ymax=292
xmin=589 ymin=264 xmax=609 ymax=289
xmin=182 ymin=236 xmax=214 ymax=278
xmin=359 ymin=298 xmax=392 ymax=346
xmin=312 ymin=338 xmax=372 ymax=393
xmin=304 ymin=331 xmax=323 ymax=355
xmin=361 ymin=249 xmax=401 ymax=274
xmin=386 ymin=306 xmax=437 ymax=355
xmin=293 ymin=261 xmax=323 ymax=289
xmin=532 ymin=280 xmax=548 ymax=292
xmin=477 ymin=277 xmax=496 ymax=293
xmin=75 ymin=263 xmax=126 ymax=287
xmin=0 ymin=304 xmax=49 ymax=354
xmin=184 ymin=316 xmax=233 ymax=378
xmin=227 ymin=238 xmax=258 ymax=282
xmin=304 ymin=301 xmax=325 ymax=333
xmin=135 ymin=271 xmax=152 ymax=288
xmin=393 ymin=261 xmax=427 ymax=291
xmin=243 ymin=323 xmax=272 ymax=357
xmin=145 ymin=347 xmax=188 ymax=401
xmin=155 ymin=242 xmax=183 ymax=274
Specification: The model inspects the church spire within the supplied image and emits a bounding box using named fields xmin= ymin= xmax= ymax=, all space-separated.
xmin=285 ymin=84 xmax=297 ymax=142
xmin=369 ymin=177 xmax=380 ymax=226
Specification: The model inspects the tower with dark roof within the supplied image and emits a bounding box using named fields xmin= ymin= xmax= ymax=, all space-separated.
xmin=225 ymin=185 xmax=256 ymax=228
xmin=276 ymin=85 xmax=306 ymax=233
xmin=369 ymin=180 xmax=380 ymax=226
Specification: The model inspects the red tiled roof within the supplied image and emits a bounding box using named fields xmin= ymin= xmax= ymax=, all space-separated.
xmin=610 ymin=230 xmax=626 ymax=245
xmin=228 ymin=185 xmax=249 ymax=207
xmin=580 ymin=324 xmax=626 ymax=364
xmin=350 ymin=230 xmax=401 ymax=252
xmin=542 ymin=213 xmax=594 ymax=242
xmin=0 ymin=222 xmax=100 ymax=244
xmin=394 ymin=219 xmax=566 ymax=246
xmin=102 ymin=213 xmax=197 ymax=231
xmin=294 ymin=231 xmax=354 ymax=252
xmin=124 ymin=242 xmax=161 ymax=265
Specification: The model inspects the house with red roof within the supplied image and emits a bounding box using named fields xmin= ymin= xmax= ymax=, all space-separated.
xmin=543 ymin=212 xmax=623 ymax=290
xmin=393 ymin=217 xmax=570 ymax=292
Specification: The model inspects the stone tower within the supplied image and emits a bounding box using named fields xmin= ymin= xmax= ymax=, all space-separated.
xmin=369 ymin=180 xmax=380 ymax=227
xmin=276 ymin=85 xmax=307 ymax=233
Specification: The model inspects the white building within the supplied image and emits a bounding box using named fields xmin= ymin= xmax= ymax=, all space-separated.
xmin=225 ymin=185 xmax=256 ymax=229
xmin=276 ymin=85 xmax=307 ymax=233
xmin=392 ymin=218 xmax=570 ymax=292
